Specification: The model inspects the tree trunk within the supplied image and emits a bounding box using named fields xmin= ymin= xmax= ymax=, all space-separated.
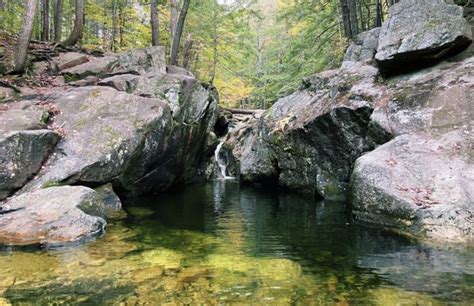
xmin=63 ymin=0 xmax=84 ymax=46
xmin=54 ymin=0 xmax=63 ymax=42
xmin=119 ymin=4 xmax=124 ymax=48
xmin=348 ymin=0 xmax=359 ymax=38
xmin=209 ymin=1 xmax=218 ymax=83
xmin=375 ymin=0 xmax=383 ymax=27
xmin=150 ymin=0 xmax=159 ymax=46
xmin=34 ymin=0 xmax=41 ymax=40
xmin=14 ymin=0 xmax=37 ymax=73
xmin=101 ymin=1 xmax=107 ymax=49
xmin=41 ymin=0 xmax=49 ymax=41
xmin=7 ymin=1 xmax=14 ymax=30
xmin=357 ymin=0 xmax=365 ymax=31
xmin=170 ymin=0 xmax=191 ymax=66
xmin=170 ymin=0 xmax=178 ymax=47
xmin=339 ymin=0 xmax=351 ymax=38
xmin=209 ymin=32 xmax=217 ymax=83
xmin=111 ymin=0 xmax=117 ymax=50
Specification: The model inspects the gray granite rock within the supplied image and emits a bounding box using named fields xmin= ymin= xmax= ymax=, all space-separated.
xmin=375 ymin=0 xmax=472 ymax=73
xmin=0 ymin=186 xmax=107 ymax=246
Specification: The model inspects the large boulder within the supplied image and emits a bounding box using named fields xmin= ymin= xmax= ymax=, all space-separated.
xmin=22 ymin=83 xmax=217 ymax=196
xmin=350 ymin=55 xmax=473 ymax=242
xmin=113 ymin=46 xmax=166 ymax=76
xmin=222 ymin=116 xmax=276 ymax=183
xmin=0 ymin=186 xmax=106 ymax=246
xmin=223 ymin=63 xmax=389 ymax=199
xmin=372 ymin=57 xmax=473 ymax=136
xmin=375 ymin=0 xmax=472 ymax=73
xmin=115 ymin=74 xmax=219 ymax=194
xmin=351 ymin=132 xmax=473 ymax=243
xmin=20 ymin=86 xmax=173 ymax=192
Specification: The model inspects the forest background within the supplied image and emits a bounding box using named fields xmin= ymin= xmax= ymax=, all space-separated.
xmin=1 ymin=0 xmax=440 ymax=108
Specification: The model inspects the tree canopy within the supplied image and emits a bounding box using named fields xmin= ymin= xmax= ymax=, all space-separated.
xmin=0 ymin=0 xmax=400 ymax=107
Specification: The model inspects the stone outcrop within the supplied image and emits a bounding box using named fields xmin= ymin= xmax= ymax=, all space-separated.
xmin=223 ymin=63 xmax=389 ymax=199
xmin=350 ymin=56 xmax=473 ymax=243
xmin=16 ymin=47 xmax=218 ymax=197
xmin=0 ymin=45 xmax=218 ymax=246
xmin=221 ymin=0 xmax=473 ymax=242
xmin=375 ymin=0 xmax=472 ymax=73
xmin=54 ymin=52 xmax=89 ymax=71
xmin=61 ymin=46 xmax=166 ymax=81
xmin=349 ymin=4 xmax=473 ymax=243
xmin=21 ymin=86 xmax=176 ymax=194
xmin=224 ymin=55 xmax=473 ymax=242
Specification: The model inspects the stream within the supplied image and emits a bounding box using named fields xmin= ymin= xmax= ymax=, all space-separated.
xmin=0 ymin=181 xmax=472 ymax=304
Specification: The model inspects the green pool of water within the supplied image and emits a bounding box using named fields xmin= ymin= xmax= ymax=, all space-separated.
xmin=0 ymin=181 xmax=473 ymax=305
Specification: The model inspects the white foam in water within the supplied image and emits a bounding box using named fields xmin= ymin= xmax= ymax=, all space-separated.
xmin=214 ymin=141 xmax=235 ymax=180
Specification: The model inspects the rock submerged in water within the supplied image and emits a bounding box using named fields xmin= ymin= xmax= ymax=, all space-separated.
xmin=95 ymin=183 xmax=125 ymax=219
xmin=0 ymin=186 xmax=107 ymax=246
xmin=375 ymin=0 xmax=472 ymax=73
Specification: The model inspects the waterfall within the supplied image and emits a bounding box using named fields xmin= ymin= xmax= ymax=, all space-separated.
xmin=214 ymin=141 xmax=234 ymax=180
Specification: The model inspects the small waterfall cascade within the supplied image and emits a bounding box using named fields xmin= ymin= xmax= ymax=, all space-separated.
xmin=214 ymin=141 xmax=234 ymax=180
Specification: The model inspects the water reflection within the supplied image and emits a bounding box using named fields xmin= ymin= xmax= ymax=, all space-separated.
xmin=359 ymin=247 xmax=474 ymax=301
xmin=0 ymin=181 xmax=472 ymax=304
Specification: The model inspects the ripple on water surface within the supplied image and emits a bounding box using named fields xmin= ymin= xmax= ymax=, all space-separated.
xmin=0 ymin=181 xmax=473 ymax=304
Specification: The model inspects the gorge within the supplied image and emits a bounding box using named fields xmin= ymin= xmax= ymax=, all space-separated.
xmin=0 ymin=0 xmax=473 ymax=304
